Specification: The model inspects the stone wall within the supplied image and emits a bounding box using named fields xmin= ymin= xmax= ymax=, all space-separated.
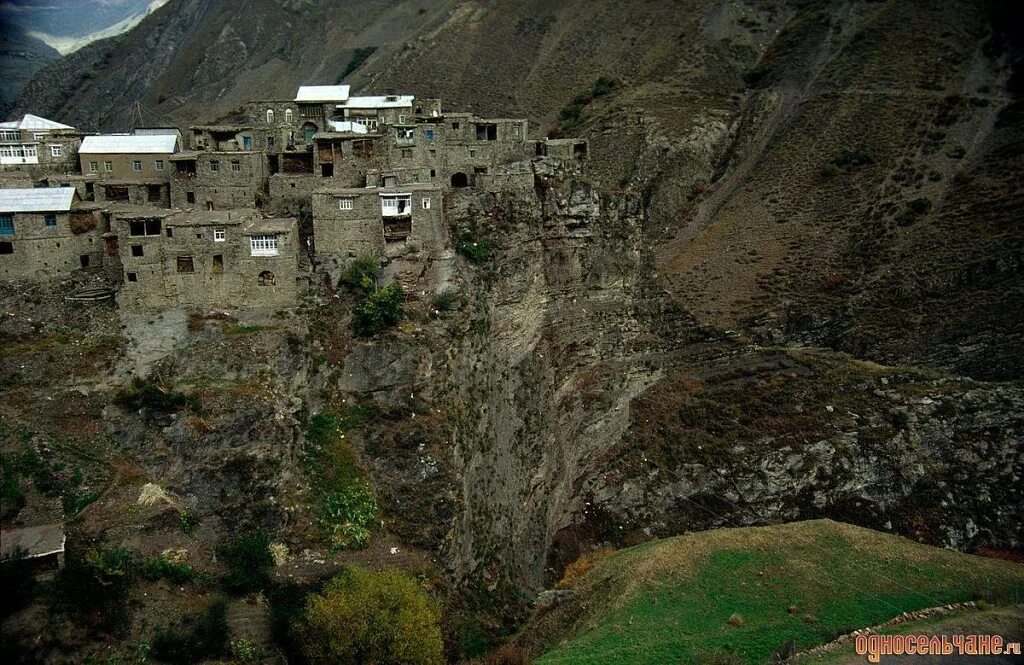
xmin=115 ymin=211 xmax=301 ymax=312
xmin=0 ymin=210 xmax=104 ymax=278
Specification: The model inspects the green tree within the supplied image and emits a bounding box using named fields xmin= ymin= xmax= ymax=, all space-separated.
xmin=297 ymin=566 xmax=444 ymax=665
xmin=352 ymin=283 xmax=404 ymax=336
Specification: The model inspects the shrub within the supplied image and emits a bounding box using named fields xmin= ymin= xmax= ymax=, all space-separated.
xmin=217 ymin=532 xmax=274 ymax=595
xmin=115 ymin=378 xmax=195 ymax=416
xmin=556 ymin=547 xmax=615 ymax=589
xmin=304 ymin=407 xmax=381 ymax=550
xmin=340 ymin=255 xmax=381 ymax=292
xmin=151 ymin=599 xmax=229 ymax=664
xmin=57 ymin=543 xmax=138 ymax=632
xmin=455 ymin=227 xmax=493 ymax=265
xmin=141 ymin=555 xmax=195 ymax=584
xmin=230 ymin=638 xmax=267 ymax=664
xmin=296 ymin=566 xmax=444 ymax=665
xmin=352 ymin=283 xmax=404 ymax=337
xmin=429 ymin=288 xmax=460 ymax=312
xmin=178 ymin=507 xmax=200 ymax=534
xmin=320 ymin=484 xmax=380 ymax=549
xmin=742 ymin=63 xmax=770 ymax=87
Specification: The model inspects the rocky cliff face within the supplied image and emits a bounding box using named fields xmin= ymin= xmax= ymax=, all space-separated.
xmin=4 ymin=0 xmax=1022 ymax=643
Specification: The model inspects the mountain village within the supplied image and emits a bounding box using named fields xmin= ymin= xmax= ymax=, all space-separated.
xmin=0 ymin=86 xmax=588 ymax=311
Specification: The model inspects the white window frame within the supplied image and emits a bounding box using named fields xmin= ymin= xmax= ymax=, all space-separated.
xmin=132 ymin=160 xmax=142 ymax=172
xmin=0 ymin=130 xmax=19 ymax=141
xmin=104 ymin=161 xmax=113 ymax=172
xmin=89 ymin=160 xmax=98 ymax=172
xmin=249 ymin=234 xmax=279 ymax=256
xmin=380 ymin=194 xmax=412 ymax=217
xmin=155 ymin=160 xmax=164 ymax=171
xmin=398 ymin=114 xmax=406 ymax=124
xmin=338 ymin=197 xmax=354 ymax=210
xmin=50 ymin=145 xmax=62 ymax=157
xmin=285 ymin=109 xmax=293 ymax=124
xmin=267 ymin=109 xmax=275 ymax=124
xmin=213 ymin=228 xmax=226 ymax=242
xmin=23 ymin=145 xmax=36 ymax=158
xmin=422 ymin=197 xmax=431 ymax=210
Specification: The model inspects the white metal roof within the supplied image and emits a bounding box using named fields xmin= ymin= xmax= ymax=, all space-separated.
xmin=340 ymin=95 xmax=414 ymax=109
xmin=326 ymin=120 xmax=369 ymax=134
xmin=79 ymin=134 xmax=178 ymax=154
xmin=0 ymin=113 xmax=75 ymax=131
xmin=295 ymin=85 xmax=351 ymax=102
xmin=0 ymin=187 xmax=76 ymax=213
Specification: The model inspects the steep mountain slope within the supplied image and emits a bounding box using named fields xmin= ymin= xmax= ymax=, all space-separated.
xmin=4 ymin=0 xmax=1022 ymax=648
xmin=0 ymin=23 xmax=59 ymax=115
xmin=518 ymin=520 xmax=1024 ymax=663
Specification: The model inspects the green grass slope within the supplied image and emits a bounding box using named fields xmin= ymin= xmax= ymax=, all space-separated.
xmin=529 ymin=520 xmax=1024 ymax=665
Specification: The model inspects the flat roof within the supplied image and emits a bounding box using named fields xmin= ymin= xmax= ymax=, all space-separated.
xmin=0 ymin=523 xmax=65 ymax=559
xmin=0 ymin=187 xmax=76 ymax=213
xmin=80 ymin=134 xmax=178 ymax=154
xmin=244 ymin=217 xmax=296 ymax=234
xmin=295 ymin=84 xmax=350 ymax=103
xmin=315 ymin=183 xmax=440 ymax=196
xmin=166 ymin=209 xmax=258 ymax=226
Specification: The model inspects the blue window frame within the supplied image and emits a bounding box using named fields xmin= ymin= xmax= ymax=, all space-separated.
xmin=44 ymin=214 xmax=57 ymax=227
xmin=424 ymin=128 xmax=435 ymax=141
xmin=0 ymin=215 xmax=13 ymax=236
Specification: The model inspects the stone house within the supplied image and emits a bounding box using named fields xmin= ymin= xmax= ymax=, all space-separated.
xmin=0 ymin=114 xmax=83 ymax=175
xmin=79 ymin=134 xmax=179 ymax=207
xmin=169 ymin=149 xmax=266 ymax=210
xmin=0 ymin=187 xmax=104 ymax=278
xmin=312 ymin=182 xmax=445 ymax=279
xmin=114 ymin=207 xmax=300 ymax=311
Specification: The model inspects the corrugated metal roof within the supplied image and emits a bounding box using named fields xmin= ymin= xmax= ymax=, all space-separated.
xmin=340 ymin=95 xmax=414 ymax=109
xmin=295 ymin=85 xmax=351 ymax=102
xmin=79 ymin=134 xmax=178 ymax=154
xmin=0 ymin=114 xmax=75 ymax=131
xmin=0 ymin=187 xmax=76 ymax=213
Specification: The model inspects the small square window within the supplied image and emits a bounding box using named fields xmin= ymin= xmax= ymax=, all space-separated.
xmin=44 ymin=214 xmax=57 ymax=227
xmin=231 ymin=161 xmax=241 ymax=172
xmin=166 ymin=227 xmax=174 ymax=237
xmin=213 ymin=229 xmax=226 ymax=242
xmin=132 ymin=160 xmax=142 ymax=171
xmin=89 ymin=161 xmax=98 ymax=172
xmin=0 ymin=241 xmax=13 ymax=254
xmin=50 ymin=145 xmax=62 ymax=157
xmin=469 ymin=149 xmax=476 ymax=158
xmin=186 ymin=191 xmax=195 ymax=204
xmin=339 ymin=197 xmax=354 ymax=210
xmin=398 ymin=115 xmax=406 ymax=124
xmin=452 ymin=122 xmax=460 ymax=130
xmin=131 ymin=244 xmax=144 ymax=257
xmin=424 ymin=128 xmax=434 ymax=140
xmin=126 ymin=272 xmax=137 ymax=282
xmin=155 ymin=160 xmax=164 ymax=171
xmin=104 ymin=161 xmax=113 ymax=172
xmin=422 ymin=197 xmax=431 ymax=210
xmin=401 ymin=148 xmax=413 ymax=159
xmin=267 ymin=136 xmax=275 ymax=149
xmin=210 ymin=160 xmax=220 ymax=172
xmin=176 ymin=256 xmax=195 ymax=273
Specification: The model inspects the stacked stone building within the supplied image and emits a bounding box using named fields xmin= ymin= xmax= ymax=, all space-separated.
xmin=0 ymin=83 xmax=587 ymax=312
